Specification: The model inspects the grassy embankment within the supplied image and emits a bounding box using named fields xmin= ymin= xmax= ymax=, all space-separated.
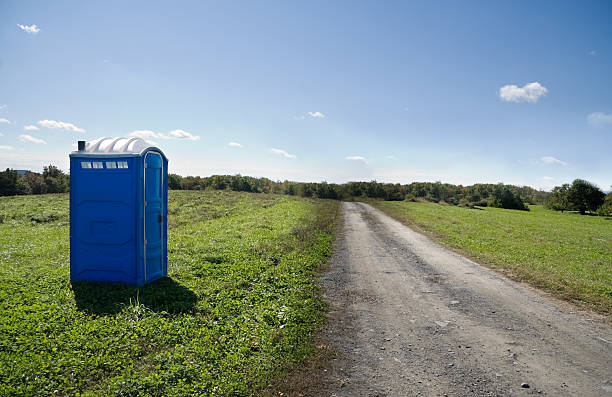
xmin=372 ymin=201 xmax=612 ymax=314
xmin=0 ymin=191 xmax=338 ymax=396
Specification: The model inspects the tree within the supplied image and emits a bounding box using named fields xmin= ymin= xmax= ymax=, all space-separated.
xmin=566 ymin=179 xmax=605 ymax=215
xmin=489 ymin=185 xmax=529 ymax=211
xmin=43 ymin=165 xmax=69 ymax=193
xmin=597 ymin=193 xmax=612 ymax=216
xmin=168 ymin=174 xmax=182 ymax=190
xmin=0 ymin=169 xmax=29 ymax=196
xmin=297 ymin=183 xmax=314 ymax=197
xmin=346 ymin=182 xmax=363 ymax=197
xmin=23 ymin=172 xmax=47 ymax=194
xmin=545 ymin=184 xmax=570 ymax=212
xmin=180 ymin=176 xmax=200 ymax=190
xmin=365 ymin=181 xmax=385 ymax=198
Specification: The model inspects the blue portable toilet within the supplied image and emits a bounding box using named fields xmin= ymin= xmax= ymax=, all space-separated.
xmin=69 ymin=137 xmax=168 ymax=285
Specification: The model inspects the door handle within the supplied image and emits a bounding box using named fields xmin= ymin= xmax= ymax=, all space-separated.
xmin=158 ymin=214 xmax=163 ymax=223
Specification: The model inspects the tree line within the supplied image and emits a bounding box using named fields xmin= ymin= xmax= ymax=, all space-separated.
xmin=0 ymin=167 xmax=544 ymax=210
xmin=545 ymin=179 xmax=611 ymax=216
xmin=4 ymin=167 xmax=609 ymax=215
xmin=168 ymin=174 xmax=546 ymax=210
xmin=0 ymin=166 xmax=69 ymax=196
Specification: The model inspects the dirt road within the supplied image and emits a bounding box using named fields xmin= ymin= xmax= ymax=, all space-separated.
xmin=285 ymin=202 xmax=612 ymax=396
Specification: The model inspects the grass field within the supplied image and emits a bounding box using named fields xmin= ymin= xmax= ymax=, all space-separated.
xmin=372 ymin=201 xmax=612 ymax=314
xmin=0 ymin=191 xmax=338 ymax=396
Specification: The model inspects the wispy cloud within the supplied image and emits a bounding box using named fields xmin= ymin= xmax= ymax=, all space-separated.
xmin=168 ymin=129 xmax=200 ymax=140
xmin=587 ymin=111 xmax=612 ymax=127
xmin=0 ymin=118 xmax=9 ymax=124
xmin=17 ymin=24 xmax=40 ymax=34
xmin=19 ymin=134 xmax=47 ymax=144
xmin=128 ymin=130 xmax=166 ymax=139
xmin=540 ymin=156 xmax=567 ymax=166
xmin=308 ymin=111 xmax=326 ymax=118
xmin=499 ymin=82 xmax=547 ymax=103
xmin=0 ymin=132 xmax=3 ymax=136
xmin=0 ymin=145 xmax=13 ymax=150
xmin=228 ymin=142 xmax=243 ymax=147
xmin=128 ymin=129 xmax=200 ymax=141
xmin=270 ymin=148 xmax=296 ymax=159
xmin=24 ymin=125 xmax=39 ymax=131
xmin=589 ymin=50 xmax=597 ymax=56
xmin=345 ymin=156 xmax=367 ymax=161
xmin=0 ymin=105 xmax=6 ymax=110
xmin=542 ymin=176 xmax=554 ymax=180
xmin=38 ymin=119 xmax=85 ymax=132
xmin=385 ymin=155 xmax=397 ymax=160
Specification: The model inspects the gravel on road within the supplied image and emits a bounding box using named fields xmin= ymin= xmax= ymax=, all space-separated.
xmin=274 ymin=202 xmax=612 ymax=397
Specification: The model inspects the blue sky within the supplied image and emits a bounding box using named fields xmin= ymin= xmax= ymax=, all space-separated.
xmin=1 ymin=1 xmax=611 ymax=190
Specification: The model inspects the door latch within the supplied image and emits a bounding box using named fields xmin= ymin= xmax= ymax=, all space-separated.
xmin=158 ymin=214 xmax=163 ymax=223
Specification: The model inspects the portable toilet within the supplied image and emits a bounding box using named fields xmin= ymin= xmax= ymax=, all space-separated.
xmin=69 ymin=137 xmax=168 ymax=285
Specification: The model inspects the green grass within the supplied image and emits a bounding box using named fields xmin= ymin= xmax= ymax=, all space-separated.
xmin=372 ymin=201 xmax=612 ymax=314
xmin=0 ymin=190 xmax=339 ymax=396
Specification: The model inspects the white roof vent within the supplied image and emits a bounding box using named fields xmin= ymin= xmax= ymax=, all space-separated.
xmin=73 ymin=137 xmax=155 ymax=155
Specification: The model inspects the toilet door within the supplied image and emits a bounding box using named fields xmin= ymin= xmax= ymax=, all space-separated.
xmin=144 ymin=152 xmax=163 ymax=282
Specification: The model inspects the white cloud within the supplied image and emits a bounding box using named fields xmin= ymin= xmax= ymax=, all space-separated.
xmin=129 ymin=130 xmax=167 ymax=139
xmin=168 ymin=129 xmax=200 ymax=140
xmin=0 ymin=118 xmax=9 ymax=123
xmin=385 ymin=155 xmax=397 ymax=160
xmin=228 ymin=142 xmax=243 ymax=147
xmin=145 ymin=140 xmax=159 ymax=146
xmin=542 ymin=176 xmax=554 ymax=180
xmin=0 ymin=105 xmax=6 ymax=110
xmin=308 ymin=111 xmax=326 ymax=118
xmin=0 ymin=145 xmax=13 ymax=150
xmin=499 ymin=82 xmax=547 ymax=103
xmin=129 ymin=129 xmax=200 ymax=141
xmin=587 ymin=112 xmax=612 ymax=127
xmin=0 ymin=132 xmax=3 ymax=136
xmin=589 ymin=50 xmax=597 ymax=56
xmin=540 ymin=156 xmax=567 ymax=166
xmin=270 ymin=148 xmax=296 ymax=159
xmin=17 ymin=24 xmax=40 ymax=34
xmin=19 ymin=134 xmax=47 ymax=144
xmin=38 ymin=119 xmax=86 ymax=132
xmin=345 ymin=156 xmax=367 ymax=161
xmin=24 ymin=125 xmax=39 ymax=131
